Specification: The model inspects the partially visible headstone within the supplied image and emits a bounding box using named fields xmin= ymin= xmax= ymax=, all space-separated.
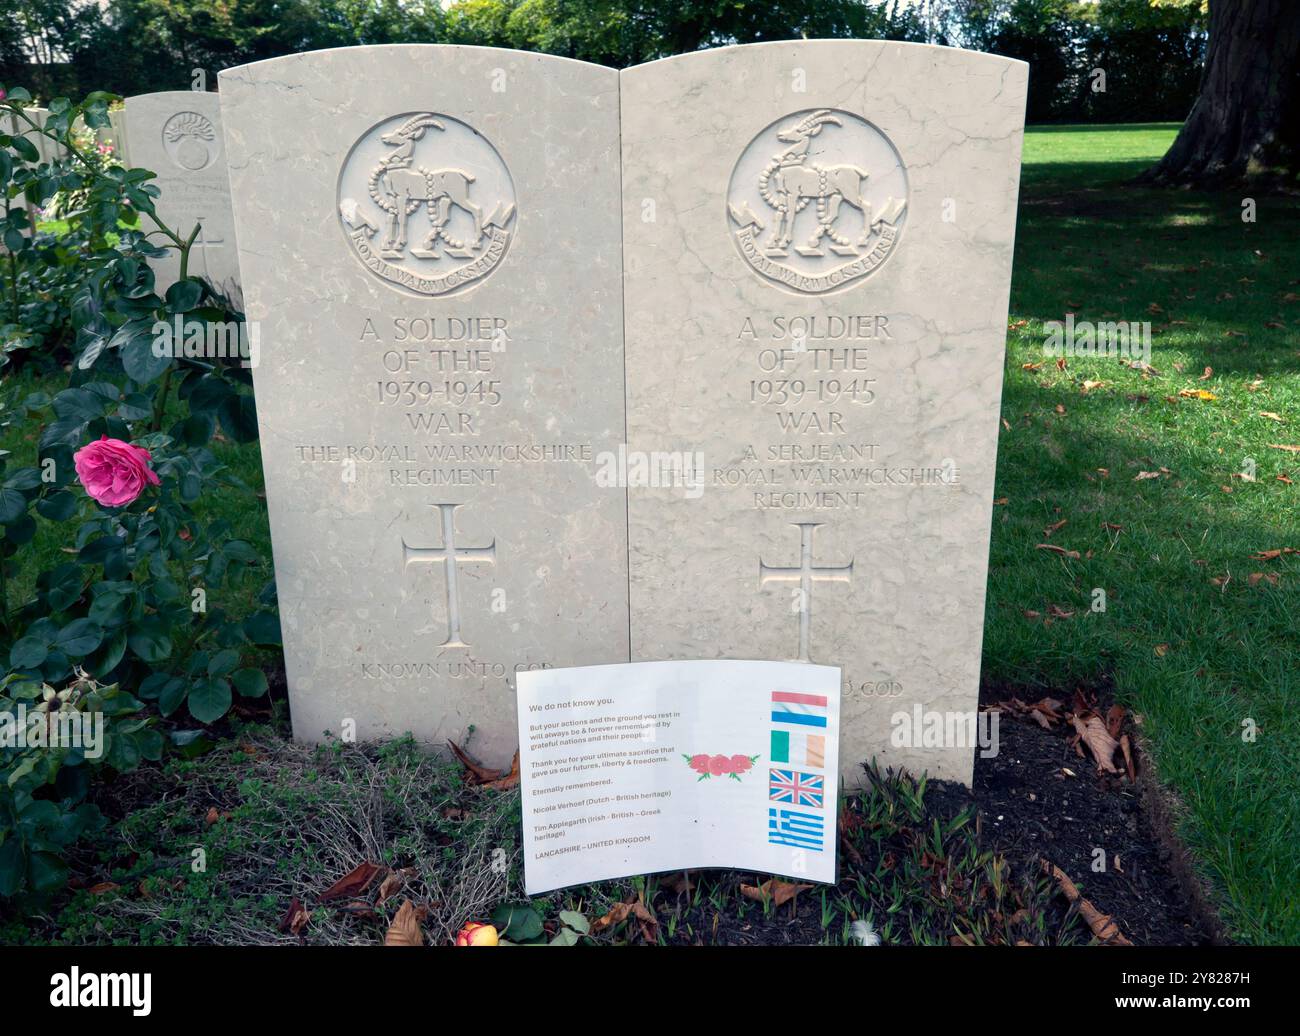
xmin=621 ymin=41 xmax=1028 ymax=788
xmin=219 ymin=46 xmax=629 ymax=768
xmin=2 ymin=107 xmax=48 ymax=235
xmin=105 ymin=108 xmax=129 ymax=167
xmin=124 ymin=91 xmax=239 ymax=296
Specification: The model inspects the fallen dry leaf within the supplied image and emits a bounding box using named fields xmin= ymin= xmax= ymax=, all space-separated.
xmin=1154 ymin=643 xmax=1170 ymax=657
xmin=1120 ymin=734 xmax=1136 ymax=783
xmin=1267 ymin=444 xmax=1300 ymax=453
xmin=384 ymin=899 xmax=423 ymax=946
xmin=1044 ymin=519 xmax=1068 ymax=537
xmin=1105 ymin=704 xmax=1126 ymax=740
xmin=1199 ymin=366 xmax=1213 ymax=381
xmin=279 ymin=897 xmax=311 ymax=936
xmin=1260 ymin=412 xmax=1285 ymax=422
xmin=87 ymin=882 xmax=120 ymax=896
xmin=1178 ymin=388 xmax=1216 ymax=401
xmin=740 ymin=878 xmax=811 ymax=908
xmin=1134 ymin=470 xmax=1161 ymax=481
xmin=447 ymin=739 xmax=501 ymax=784
xmin=1071 ymin=714 xmax=1120 ymax=773
xmin=1043 ymin=860 xmax=1132 ymax=945
xmin=481 ymin=751 xmax=520 ymax=791
xmin=376 ymin=868 xmax=410 ymax=905
xmin=1035 ymin=543 xmax=1081 ymax=559
xmin=204 ymin=807 xmax=220 ymax=827
xmin=592 ymin=898 xmax=657 ymax=932
xmin=320 ymin=861 xmax=384 ymax=903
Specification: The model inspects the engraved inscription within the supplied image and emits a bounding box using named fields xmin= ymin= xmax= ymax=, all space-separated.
xmin=338 ymin=113 xmax=516 ymax=297
xmin=728 ymin=110 xmax=907 ymax=295
xmin=758 ymin=522 xmax=854 ymax=661
xmin=402 ymin=502 xmax=497 ymax=648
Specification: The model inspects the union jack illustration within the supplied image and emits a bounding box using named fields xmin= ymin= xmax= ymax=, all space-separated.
xmin=767 ymin=807 xmax=824 ymax=851
xmin=768 ymin=768 xmax=825 ymax=809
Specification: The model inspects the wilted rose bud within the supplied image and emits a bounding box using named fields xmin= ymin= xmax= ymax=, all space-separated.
xmin=454 ymin=922 xmax=498 ymax=947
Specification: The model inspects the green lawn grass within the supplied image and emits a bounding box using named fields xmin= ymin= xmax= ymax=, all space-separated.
xmin=992 ymin=122 xmax=1300 ymax=943
xmin=4 ymin=123 xmax=1298 ymax=944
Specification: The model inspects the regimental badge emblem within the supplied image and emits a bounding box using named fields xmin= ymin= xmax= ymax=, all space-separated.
xmin=727 ymin=109 xmax=907 ymax=295
xmin=162 ymin=112 xmax=217 ymax=171
xmin=337 ymin=112 xmax=516 ymax=297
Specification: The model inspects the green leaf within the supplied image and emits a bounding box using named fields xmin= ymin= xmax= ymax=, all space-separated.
xmin=55 ymin=618 xmax=103 ymax=657
xmin=232 ymin=667 xmax=268 ymax=698
xmin=36 ymin=491 xmax=78 ymax=522
xmin=243 ymin=611 xmax=282 ymax=646
xmin=0 ymin=487 xmax=26 ymax=524
xmin=165 ymin=279 xmax=204 ymax=312
xmin=28 ymin=851 xmax=69 ymax=893
xmin=0 ymin=838 xmax=27 ymax=897
xmin=88 ymin=589 xmax=129 ymax=627
xmin=158 ymin=678 xmax=188 ymax=717
xmin=121 ymin=333 xmax=172 ymax=385
xmin=40 ymin=563 xmax=84 ymax=610
xmin=127 ymin=616 xmax=173 ymax=663
xmin=11 ymin=135 xmax=38 ymax=162
xmin=557 ymin=910 xmax=591 ymax=935
xmin=491 ymin=903 xmax=544 ymax=941
xmin=219 ymin=393 xmax=259 ymax=443
xmin=9 ymin=636 xmax=49 ymax=670
xmin=208 ymin=648 xmax=240 ymax=677
xmin=188 ymin=677 xmax=231 ymax=724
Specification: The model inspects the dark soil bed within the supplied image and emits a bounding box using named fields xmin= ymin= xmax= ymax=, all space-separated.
xmin=919 ymin=681 xmax=1221 ymax=946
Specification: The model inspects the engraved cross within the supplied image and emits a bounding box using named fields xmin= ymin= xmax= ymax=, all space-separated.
xmin=759 ymin=522 xmax=853 ymax=662
xmin=402 ymin=502 xmax=496 ymax=648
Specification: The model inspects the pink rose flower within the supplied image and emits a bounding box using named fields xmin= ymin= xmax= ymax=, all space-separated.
xmin=729 ymin=754 xmax=753 ymax=774
xmin=708 ymin=754 xmax=732 ymax=776
xmin=73 ymin=436 xmax=160 ymax=507
xmin=688 ymin=753 xmax=711 ymax=775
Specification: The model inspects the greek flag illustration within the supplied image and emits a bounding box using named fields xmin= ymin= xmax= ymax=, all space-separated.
xmin=768 ymin=807 xmax=825 ymax=851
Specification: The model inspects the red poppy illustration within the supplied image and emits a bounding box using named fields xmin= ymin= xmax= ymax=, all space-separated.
xmin=683 ymin=752 xmax=761 ymax=781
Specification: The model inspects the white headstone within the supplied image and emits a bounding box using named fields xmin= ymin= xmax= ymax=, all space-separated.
xmin=124 ymin=91 xmax=239 ymax=296
xmin=219 ymin=46 xmax=629 ymax=768
xmin=621 ymin=41 xmax=1028 ymax=786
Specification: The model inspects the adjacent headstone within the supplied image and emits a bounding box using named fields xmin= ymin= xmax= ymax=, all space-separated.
xmin=124 ymin=91 xmax=239 ymax=296
xmin=621 ymin=41 xmax=1028 ymax=786
xmin=219 ymin=46 xmax=629 ymax=768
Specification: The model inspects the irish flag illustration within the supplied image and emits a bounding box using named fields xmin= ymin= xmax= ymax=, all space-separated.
xmin=770 ymin=691 xmax=828 ymax=767
xmin=770 ymin=729 xmax=826 ymax=768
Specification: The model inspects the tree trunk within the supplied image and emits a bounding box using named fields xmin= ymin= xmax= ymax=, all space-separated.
xmin=1139 ymin=0 xmax=1300 ymax=187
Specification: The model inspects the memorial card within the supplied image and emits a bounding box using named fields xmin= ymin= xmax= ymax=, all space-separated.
xmin=517 ymin=660 xmax=840 ymax=894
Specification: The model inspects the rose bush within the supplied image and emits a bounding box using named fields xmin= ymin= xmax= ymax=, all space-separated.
xmin=0 ymin=85 xmax=276 ymax=897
